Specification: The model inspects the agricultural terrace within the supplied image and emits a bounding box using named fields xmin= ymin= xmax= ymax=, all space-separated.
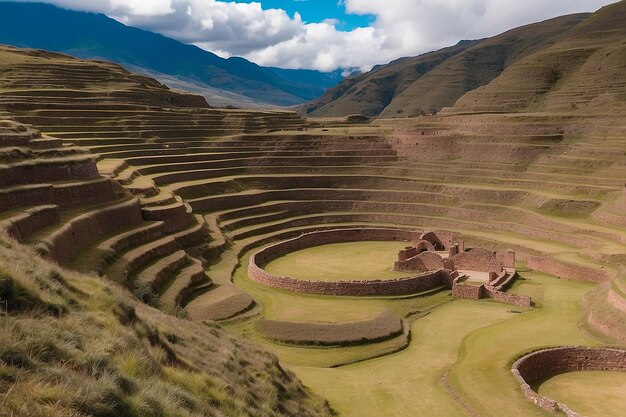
xmin=0 ymin=42 xmax=625 ymax=417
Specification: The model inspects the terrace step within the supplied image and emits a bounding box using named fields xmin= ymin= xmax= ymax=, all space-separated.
xmin=96 ymin=158 xmax=128 ymax=177
xmin=184 ymin=284 xmax=254 ymax=321
xmin=141 ymin=201 xmax=193 ymax=232
xmin=106 ymin=222 xmax=206 ymax=282
xmin=160 ymin=258 xmax=209 ymax=312
xmin=34 ymin=197 xmax=143 ymax=264
xmin=2 ymin=204 xmax=60 ymax=242
xmin=125 ymin=175 xmax=158 ymax=197
xmin=584 ymin=283 xmax=626 ymax=344
xmin=70 ymin=221 xmax=167 ymax=273
xmin=52 ymin=177 xmax=115 ymax=208
xmin=140 ymin=192 xmax=177 ymax=207
xmin=0 ymin=183 xmax=55 ymax=212
xmin=114 ymin=165 xmax=139 ymax=185
xmin=0 ymin=155 xmax=99 ymax=187
xmin=135 ymin=249 xmax=190 ymax=290
xmin=27 ymin=136 xmax=63 ymax=149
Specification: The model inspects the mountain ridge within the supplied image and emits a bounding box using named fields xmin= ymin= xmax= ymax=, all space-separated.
xmin=298 ymin=12 xmax=592 ymax=118
xmin=0 ymin=2 xmax=342 ymax=107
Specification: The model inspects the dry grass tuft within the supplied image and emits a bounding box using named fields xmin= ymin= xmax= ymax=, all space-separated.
xmin=0 ymin=232 xmax=334 ymax=417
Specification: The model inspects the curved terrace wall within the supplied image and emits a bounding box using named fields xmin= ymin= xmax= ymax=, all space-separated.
xmin=38 ymin=198 xmax=144 ymax=264
xmin=248 ymin=228 xmax=448 ymax=296
xmin=511 ymin=346 xmax=626 ymax=416
xmin=256 ymin=312 xmax=405 ymax=346
xmin=0 ymin=158 xmax=99 ymax=187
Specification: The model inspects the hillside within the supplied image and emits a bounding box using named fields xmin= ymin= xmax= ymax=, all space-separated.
xmin=299 ymin=13 xmax=589 ymax=118
xmin=297 ymin=40 xmax=479 ymax=117
xmin=0 ymin=2 xmax=342 ymax=107
xmin=447 ymin=1 xmax=626 ymax=115
xmin=0 ymin=224 xmax=331 ymax=417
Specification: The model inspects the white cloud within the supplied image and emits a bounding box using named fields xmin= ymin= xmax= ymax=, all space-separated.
xmin=342 ymin=0 xmax=615 ymax=60
xmin=22 ymin=0 xmax=616 ymax=71
xmin=33 ymin=0 xmax=175 ymax=16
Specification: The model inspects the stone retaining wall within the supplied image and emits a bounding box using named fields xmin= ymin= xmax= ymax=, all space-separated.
xmin=248 ymin=228 xmax=449 ymax=296
xmin=39 ymin=199 xmax=143 ymax=264
xmin=496 ymin=250 xmax=516 ymax=268
xmin=607 ymin=289 xmax=626 ymax=313
xmin=523 ymin=254 xmax=610 ymax=283
xmin=5 ymin=205 xmax=60 ymax=242
xmin=190 ymin=188 xmax=452 ymax=212
xmin=249 ymin=262 xmax=446 ymax=296
xmin=257 ymin=313 xmax=404 ymax=346
xmin=450 ymin=247 xmax=504 ymax=273
xmin=395 ymin=251 xmax=444 ymax=272
xmin=452 ymin=283 xmax=483 ymax=299
xmin=141 ymin=154 xmax=396 ymax=177
xmin=0 ymin=134 xmax=31 ymax=147
xmin=54 ymin=178 xmax=114 ymax=208
xmin=142 ymin=203 xmax=193 ymax=233
xmin=0 ymin=179 xmax=114 ymax=212
xmin=0 ymin=159 xmax=99 ymax=187
xmin=483 ymin=285 xmax=531 ymax=307
xmin=0 ymin=185 xmax=54 ymax=212
xmin=512 ymin=347 xmax=626 ymax=416
xmin=253 ymin=228 xmax=424 ymax=267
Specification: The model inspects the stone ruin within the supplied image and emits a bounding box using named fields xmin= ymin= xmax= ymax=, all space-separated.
xmin=248 ymin=228 xmax=531 ymax=307
xmin=394 ymin=230 xmax=531 ymax=306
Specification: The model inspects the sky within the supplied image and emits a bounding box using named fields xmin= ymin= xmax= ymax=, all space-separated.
xmin=223 ymin=0 xmax=376 ymax=31
xmin=16 ymin=0 xmax=617 ymax=72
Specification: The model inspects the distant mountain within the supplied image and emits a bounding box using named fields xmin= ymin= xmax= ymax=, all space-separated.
xmin=297 ymin=40 xmax=480 ymax=117
xmin=298 ymin=13 xmax=590 ymax=118
xmin=0 ymin=2 xmax=342 ymax=107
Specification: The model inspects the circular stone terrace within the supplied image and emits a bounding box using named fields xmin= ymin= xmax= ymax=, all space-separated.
xmin=511 ymin=346 xmax=626 ymax=417
xmin=249 ymin=228 xmax=443 ymax=296
xmin=248 ymin=227 xmax=530 ymax=305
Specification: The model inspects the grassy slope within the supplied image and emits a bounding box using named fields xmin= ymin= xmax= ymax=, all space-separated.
xmin=379 ymin=13 xmax=589 ymax=117
xmin=298 ymin=41 xmax=476 ymax=118
xmin=0 ymin=233 xmax=332 ymax=417
xmin=0 ymin=45 xmax=210 ymax=109
xmin=448 ymin=1 xmax=626 ymax=115
xmin=264 ymin=241 xmax=412 ymax=281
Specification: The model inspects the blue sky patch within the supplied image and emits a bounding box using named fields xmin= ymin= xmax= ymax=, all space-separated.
xmin=225 ymin=0 xmax=375 ymax=31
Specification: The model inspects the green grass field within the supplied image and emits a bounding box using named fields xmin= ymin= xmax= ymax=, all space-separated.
xmin=233 ymin=250 xmax=450 ymax=323
xmin=538 ymin=371 xmax=626 ymax=417
xmin=230 ymin=263 xmax=620 ymax=417
xmin=264 ymin=241 xmax=413 ymax=281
